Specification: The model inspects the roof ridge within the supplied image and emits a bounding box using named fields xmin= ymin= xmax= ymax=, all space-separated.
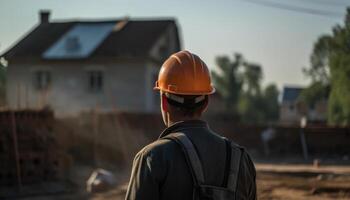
xmin=49 ymin=17 xmax=176 ymax=24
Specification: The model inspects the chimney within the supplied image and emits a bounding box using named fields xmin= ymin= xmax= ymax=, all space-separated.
xmin=39 ymin=10 xmax=51 ymax=24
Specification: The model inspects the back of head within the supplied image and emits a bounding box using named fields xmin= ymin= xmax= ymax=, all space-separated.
xmin=154 ymin=50 xmax=215 ymax=119
xmin=165 ymin=93 xmax=209 ymax=117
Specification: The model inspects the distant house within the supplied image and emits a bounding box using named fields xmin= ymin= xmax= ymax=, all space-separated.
xmin=1 ymin=11 xmax=181 ymax=116
xmin=279 ymin=86 xmax=327 ymax=125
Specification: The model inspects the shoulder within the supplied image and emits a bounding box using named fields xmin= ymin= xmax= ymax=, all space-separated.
xmin=226 ymin=140 xmax=256 ymax=178
xmin=226 ymin=139 xmax=255 ymax=173
xmin=131 ymin=139 xmax=179 ymax=182
xmin=240 ymin=149 xmax=256 ymax=174
xmin=137 ymin=138 xmax=178 ymax=157
xmin=235 ymin=149 xmax=257 ymax=199
xmin=133 ymin=138 xmax=179 ymax=166
xmin=235 ymin=147 xmax=256 ymax=190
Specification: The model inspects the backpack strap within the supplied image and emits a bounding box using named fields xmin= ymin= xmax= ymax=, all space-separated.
xmin=221 ymin=138 xmax=232 ymax=187
xmin=224 ymin=138 xmax=243 ymax=193
xmin=163 ymin=132 xmax=205 ymax=185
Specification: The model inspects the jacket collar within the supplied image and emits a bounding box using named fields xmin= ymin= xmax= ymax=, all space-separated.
xmin=158 ymin=120 xmax=209 ymax=139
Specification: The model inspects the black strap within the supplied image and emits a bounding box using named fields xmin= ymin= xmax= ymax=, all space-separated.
xmin=227 ymin=142 xmax=243 ymax=192
xmin=163 ymin=132 xmax=205 ymax=186
xmin=222 ymin=138 xmax=232 ymax=187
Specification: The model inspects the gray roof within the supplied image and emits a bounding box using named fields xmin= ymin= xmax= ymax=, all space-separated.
xmin=1 ymin=18 xmax=181 ymax=61
xmin=282 ymin=86 xmax=303 ymax=102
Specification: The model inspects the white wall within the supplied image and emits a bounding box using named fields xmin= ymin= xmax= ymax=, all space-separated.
xmin=145 ymin=62 xmax=161 ymax=112
xmin=6 ymin=60 xmax=154 ymax=117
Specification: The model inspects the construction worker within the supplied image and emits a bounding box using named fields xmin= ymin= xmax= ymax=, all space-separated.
xmin=125 ymin=50 xmax=257 ymax=200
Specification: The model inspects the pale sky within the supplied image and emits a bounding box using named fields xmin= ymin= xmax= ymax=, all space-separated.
xmin=0 ymin=0 xmax=348 ymax=89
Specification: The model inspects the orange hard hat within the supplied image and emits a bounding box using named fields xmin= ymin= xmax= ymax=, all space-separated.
xmin=154 ymin=50 xmax=215 ymax=95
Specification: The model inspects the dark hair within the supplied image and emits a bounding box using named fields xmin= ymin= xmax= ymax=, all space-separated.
xmin=165 ymin=94 xmax=208 ymax=117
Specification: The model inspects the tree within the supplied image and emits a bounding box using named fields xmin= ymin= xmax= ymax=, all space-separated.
xmin=243 ymin=62 xmax=263 ymax=96
xmin=212 ymin=53 xmax=279 ymax=123
xmin=262 ymin=84 xmax=279 ymax=121
xmin=303 ymin=35 xmax=332 ymax=84
xmin=211 ymin=53 xmax=243 ymax=111
xmin=299 ymin=82 xmax=330 ymax=108
xmin=237 ymin=62 xmax=264 ymax=123
xmin=238 ymin=64 xmax=279 ymax=124
xmin=303 ymin=7 xmax=350 ymax=125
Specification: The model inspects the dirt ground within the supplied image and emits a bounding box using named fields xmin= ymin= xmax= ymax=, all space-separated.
xmin=255 ymin=163 xmax=350 ymax=199
xmin=81 ymin=164 xmax=350 ymax=200
xmin=11 ymin=163 xmax=350 ymax=200
xmin=257 ymin=172 xmax=350 ymax=199
xmin=89 ymin=169 xmax=350 ymax=200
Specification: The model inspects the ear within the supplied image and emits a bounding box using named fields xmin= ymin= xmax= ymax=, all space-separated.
xmin=161 ymin=94 xmax=168 ymax=112
xmin=201 ymin=96 xmax=209 ymax=113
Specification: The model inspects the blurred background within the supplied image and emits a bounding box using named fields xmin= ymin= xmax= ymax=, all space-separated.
xmin=0 ymin=0 xmax=349 ymax=199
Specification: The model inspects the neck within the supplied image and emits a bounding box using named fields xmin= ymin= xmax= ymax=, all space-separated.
xmin=166 ymin=112 xmax=201 ymax=127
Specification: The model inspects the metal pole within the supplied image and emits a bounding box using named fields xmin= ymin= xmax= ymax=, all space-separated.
xmin=10 ymin=111 xmax=22 ymax=191
xmin=300 ymin=128 xmax=309 ymax=160
xmin=25 ymin=85 xmax=29 ymax=109
xmin=92 ymin=106 xmax=99 ymax=167
xmin=16 ymin=83 xmax=20 ymax=109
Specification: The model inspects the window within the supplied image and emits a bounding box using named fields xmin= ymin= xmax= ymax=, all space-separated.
xmin=34 ymin=71 xmax=51 ymax=90
xmin=88 ymin=71 xmax=103 ymax=92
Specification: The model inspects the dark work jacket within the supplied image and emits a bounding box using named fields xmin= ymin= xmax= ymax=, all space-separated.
xmin=125 ymin=120 xmax=257 ymax=200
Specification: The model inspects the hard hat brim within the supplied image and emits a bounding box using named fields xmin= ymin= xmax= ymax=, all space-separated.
xmin=153 ymin=85 xmax=216 ymax=95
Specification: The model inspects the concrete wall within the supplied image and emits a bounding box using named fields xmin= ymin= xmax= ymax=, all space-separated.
xmin=69 ymin=112 xmax=350 ymax=160
xmin=280 ymin=102 xmax=302 ymax=124
xmin=6 ymin=60 xmax=160 ymax=116
xmin=145 ymin=61 xmax=161 ymax=112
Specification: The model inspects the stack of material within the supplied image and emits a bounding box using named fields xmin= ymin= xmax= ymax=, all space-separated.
xmin=0 ymin=109 xmax=60 ymax=187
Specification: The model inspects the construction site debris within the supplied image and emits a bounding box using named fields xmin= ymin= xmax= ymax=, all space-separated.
xmin=0 ymin=109 xmax=71 ymax=198
xmin=86 ymin=168 xmax=117 ymax=193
